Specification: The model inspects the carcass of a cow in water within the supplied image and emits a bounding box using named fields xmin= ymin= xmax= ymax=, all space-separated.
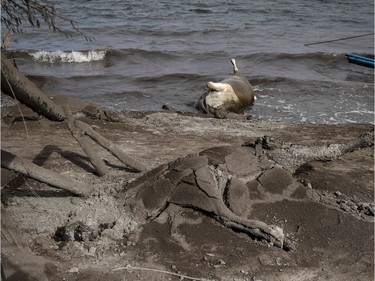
xmin=196 ymin=58 xmax=256 ymax=118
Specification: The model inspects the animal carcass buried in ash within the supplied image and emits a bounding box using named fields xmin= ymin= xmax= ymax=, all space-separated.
xmin=196 ymin=58 xmax=256 ymax=118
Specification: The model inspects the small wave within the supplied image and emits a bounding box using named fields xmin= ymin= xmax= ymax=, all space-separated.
xmin=240 ymin=52 xmax=348 ymax=63
xmin=117 ymin=48 xmax=180 ymax=59
xmin=25 ymin=75 xmax=58 ymax=88
xmin=189 ymin=8 xmax=213 ymax=14
xmin=104 ymin=90 xmax=148 ymax=99
xmin=250 ymin=76 xmax=288 ymax=84
xmin=29 ymin=50 xmax=107 ymax=63
xmin=135 ymin=73 xmax=207 ymax=83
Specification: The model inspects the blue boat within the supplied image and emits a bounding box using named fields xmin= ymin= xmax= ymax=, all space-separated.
xmin=345 ymin=53 xmax=374 ymax=68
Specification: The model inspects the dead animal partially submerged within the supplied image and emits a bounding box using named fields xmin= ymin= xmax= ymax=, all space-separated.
xmin=196 ymin=58 xmax=256 ymax=118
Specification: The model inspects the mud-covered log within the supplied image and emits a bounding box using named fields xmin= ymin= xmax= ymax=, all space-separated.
xmin=63 ymin=106 xmax=110 ymax=176
xmin=1 ymin=150 xmax=93 ymax=197
xmin=75 ymin=120 xmax=146 ymax=172
xmin=1 ymin=53 xmax=65 ymax=121
xmin=259 ymin=130 xmax=375 ymax=172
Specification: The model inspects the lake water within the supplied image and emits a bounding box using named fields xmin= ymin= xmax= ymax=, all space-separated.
xmin=3 ymin=0 xmax=374 ymax=123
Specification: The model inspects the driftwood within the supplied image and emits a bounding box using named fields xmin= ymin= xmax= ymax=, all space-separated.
xmin=63 ymin=106 xmax=110 ymax=176
xmin=75 ymin=120 xmax=146 ymax=172
xmin=1 ymin=150 xmax=93 ymax=197
xmin=63 ymin=106 xmax=145 ymax=176
xmin=257 ymin=131 xmax=375 ymax=172
xmin=1 ymin=54 xmax=144 ymax=192
xmin=1 ymin=53 xmax=65 ymax=121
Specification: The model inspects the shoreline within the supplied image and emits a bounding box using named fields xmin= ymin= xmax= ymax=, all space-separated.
xmin=1 ymin=96 xmax=374 ymax=281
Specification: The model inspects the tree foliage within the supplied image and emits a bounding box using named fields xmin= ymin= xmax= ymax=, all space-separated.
xmin=1 ymin=0 xmax=92 ymax=40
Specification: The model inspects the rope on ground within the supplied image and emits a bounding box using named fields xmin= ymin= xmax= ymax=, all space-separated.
xmin=113 ymin=264 xmax=214 ymax=281
xmin=304 ymin=32 xmax=374 ymax=46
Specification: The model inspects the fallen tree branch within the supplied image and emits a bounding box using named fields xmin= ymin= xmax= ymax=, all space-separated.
xmin=258 ymin=131 xmax=374 ymax=172
xmin=1 ymin=53 xmax=65 ymax=121
xmin=63 ymin=106 xmax=110 ymax=176
xmin=1 ymin=150 xmax=93 ymax=197
xmin=75 ymin=120 xmax=146 ymax=172
xmin=62 ymin=106 xmax=145 ymax=175
xmin=2 ymin=68 xmax=29 ymax=136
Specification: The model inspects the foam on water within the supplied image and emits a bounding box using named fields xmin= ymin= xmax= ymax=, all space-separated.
xmin=30 ymin=50 xmax=107 ymax=63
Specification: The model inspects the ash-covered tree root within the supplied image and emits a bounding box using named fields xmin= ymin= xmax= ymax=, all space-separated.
xmin=127 ymin=146 xmax=293 ymax=250
xmin=127 ymin=131 xmax=373 ymax=251
xmin=254 ymin=131 xmax=374 ymax=172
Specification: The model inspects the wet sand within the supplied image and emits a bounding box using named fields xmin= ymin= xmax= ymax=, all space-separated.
xmin=1 ymin=96 xmax=374 ymax=281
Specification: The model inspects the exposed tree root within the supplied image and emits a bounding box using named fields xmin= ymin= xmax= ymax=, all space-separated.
xmin=1 ymin=150 xmax=93 ymax=197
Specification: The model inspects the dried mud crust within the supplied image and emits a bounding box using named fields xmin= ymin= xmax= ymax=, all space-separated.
xmin=1 ymin=98 xmax=374 ymax=281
